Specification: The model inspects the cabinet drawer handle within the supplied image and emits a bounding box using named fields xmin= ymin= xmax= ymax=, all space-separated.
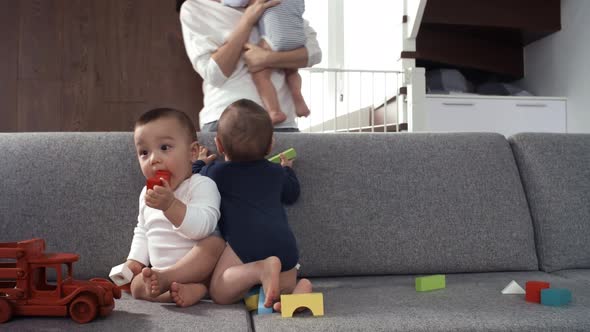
xmin=442 ymin=102 xmax=475 ymax=106
xmin=516 ymin=103 xmax=547 ymax=107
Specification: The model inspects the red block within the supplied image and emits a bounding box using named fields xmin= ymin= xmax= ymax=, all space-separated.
xmin=525 ymin=281 xmax=551 ymax=303
xmin=146 ymin=170 xmax=171 ymax=190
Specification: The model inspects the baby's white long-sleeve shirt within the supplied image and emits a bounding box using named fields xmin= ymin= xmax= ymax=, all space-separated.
xmin=127 ymin=174 xmax=220 ymax=269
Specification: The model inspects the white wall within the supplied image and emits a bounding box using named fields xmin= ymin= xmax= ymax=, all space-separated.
xmin=343 ymin=1 xmax=402 ymax=71
xmin=520 ymin=0 xmax=590 ymax=133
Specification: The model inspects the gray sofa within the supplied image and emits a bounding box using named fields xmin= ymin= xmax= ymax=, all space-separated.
xmin=1 ymin=132 xmax=589 ymax=331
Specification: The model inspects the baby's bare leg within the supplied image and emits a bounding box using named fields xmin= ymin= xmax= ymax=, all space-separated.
xmin=209 ymin=245 xmax=281 ymax=307
xmin=146 ymin=235 xmax=225 ymax=297
xmin=252 ymin=40 xmax=287 ymax=125
xmin=285 ymin=68 xmax=310 ymax=118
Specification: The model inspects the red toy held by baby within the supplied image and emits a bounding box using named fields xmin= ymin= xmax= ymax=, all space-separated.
xmin=146 ymin=170 xmax=171 ymax=190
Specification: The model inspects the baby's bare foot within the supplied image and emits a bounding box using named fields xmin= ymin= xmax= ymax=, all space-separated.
xmin=260 ymin=256 xmax=281 ymax=308
xmin=170 ymin=282 xmax=207 ymax=307
xmin=269 ymin=111 xmax=287 ymax=125
xmin=273 ymin=278 xmax=313 ymax=312
xmin=294 ymin=99 xmax=310 ymax=118
xmin=142 ymin=267 xmax=169 ymax=297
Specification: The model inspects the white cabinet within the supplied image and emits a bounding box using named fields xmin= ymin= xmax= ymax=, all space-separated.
xmin=424 ymin=95 xmax=567 ymax=136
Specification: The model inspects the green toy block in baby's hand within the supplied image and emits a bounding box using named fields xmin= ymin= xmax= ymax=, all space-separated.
xmin=268 ymin=148 xmax=297 ymax=164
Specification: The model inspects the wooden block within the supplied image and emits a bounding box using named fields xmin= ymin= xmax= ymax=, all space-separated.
xmin=257 ymin=287 xmax=273 ymax=314
xmin=501 ymin=280 xmax=525 ymax=294
xmin=416 ymin=275 xmax=446 ymax=292
xmin=268 ymin=148 xmax=297 ymax=164
xmin=280 ymin=293 xmax=324 ymax=318
xmin=525 ymin=281 xmax=550 ymax=303
xmin=109 ymin=263 xmax=133 ymax=286
xmin=244 ymin=287 xmax=259 ymax=311
xmin=541 ymin=288 xmax=571 ymax=306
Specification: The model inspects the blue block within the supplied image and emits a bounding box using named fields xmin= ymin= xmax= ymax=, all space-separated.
xmin=246 ymin=286 xmax=259 ymax=298
xmin=541 ymin=288 xmax=572 ymax=306
xmin=258 ymin=287 xmax=273 ymax=314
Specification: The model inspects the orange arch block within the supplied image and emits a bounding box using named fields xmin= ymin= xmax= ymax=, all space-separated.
xmin=280 ymin=293 xmax=324 ymax=318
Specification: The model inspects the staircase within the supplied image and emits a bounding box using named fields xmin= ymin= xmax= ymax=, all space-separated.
xmin=414 ymin=0 xmax=561 ymax=79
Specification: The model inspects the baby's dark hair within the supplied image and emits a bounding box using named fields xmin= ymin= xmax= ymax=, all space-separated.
xmin=217 ymin=99 xmax=273 ymax=162
xmin=135 ymin=108 xmax=197 ymax=143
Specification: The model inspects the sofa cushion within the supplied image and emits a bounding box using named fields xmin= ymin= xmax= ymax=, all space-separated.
xmin=202 ymin=133 xmax=539 ymax=277
xmin=1 ymin=294 xmax=251 ymax=331
xmin=510 ymin=133 xmax=590 ymax=272
xmin=0 ymin=133 xmax=144 ymax=279
xmin=251 ymin=272 xmax=590 ymax=332
xmin=552 ymin=269 xmax=590 ymax=285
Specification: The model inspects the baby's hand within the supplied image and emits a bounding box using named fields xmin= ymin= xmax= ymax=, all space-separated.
xmin=243 ymin=0 xmax=280 ymax=26
xmin=145 ymin=177 xmax=176 ymax=211
xmin=198 ymin=146 xmax=217 ymax=165
xmin=280 ymin=153 xmax=294 ymax=168
xmin=125 ymin=259 xmax=144 ymax=276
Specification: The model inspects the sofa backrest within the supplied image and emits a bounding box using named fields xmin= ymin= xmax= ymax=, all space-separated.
xmin=0 ymin=132 xmax=539 ymax=279
xmin=510 ymin=133 xmax=590 ymax=272
xmin=0 ymin=133 xmax=144 ymax=280
xmin=256 ymin=133 xmax=538 ymax=277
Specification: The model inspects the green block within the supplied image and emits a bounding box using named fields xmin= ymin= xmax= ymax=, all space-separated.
xmin=415 ymin=275 xmax=446 ymax=292
xmin=268 ymin=148 xmax=297 ymax=163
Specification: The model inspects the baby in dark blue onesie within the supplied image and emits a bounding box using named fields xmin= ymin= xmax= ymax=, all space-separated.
xmin=194 ymin=99 xmax=312 ymax=311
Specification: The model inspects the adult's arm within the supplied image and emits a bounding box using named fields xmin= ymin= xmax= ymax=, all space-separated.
xmin=243 ymin=19 xmax=322 ymax=72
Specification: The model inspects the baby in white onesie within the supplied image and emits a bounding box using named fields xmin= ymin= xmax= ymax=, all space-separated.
xmin=122 ymin=107 xmax=226 ymax=307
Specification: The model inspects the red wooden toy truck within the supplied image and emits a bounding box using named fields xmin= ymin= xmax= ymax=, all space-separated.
xmin=0 ymin=238 xmax=121 ymax=324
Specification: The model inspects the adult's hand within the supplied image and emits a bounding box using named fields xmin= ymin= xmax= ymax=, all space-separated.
xmin=243 ymin=0 xmax=281 ymax=26
xmin=243 ymin=43 xmax=271 ymax=73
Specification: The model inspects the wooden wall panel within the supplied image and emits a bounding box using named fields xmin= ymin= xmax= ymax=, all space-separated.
xmin=18 ymin=80 xmax=62 ymax=131
xmin=19 ymin=0 xmax=63 ymax=80
xmin=147 ymin=0 xmax=203 ymax=127
xmin=62 ymin=0 xmax=98 ymax=131
xmin=1 ymin=0 xmax=204 ymax=132
xmin=94 ymin=0 xmax=151 ymax=103
xmin=90 ymin=102 xmax=147 ymax=131
xmin=0 ymin=1 xmax=19 ymax=131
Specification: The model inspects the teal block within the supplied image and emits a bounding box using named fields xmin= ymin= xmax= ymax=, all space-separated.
xmin=257 ymin=287 xmax=273 ymax=314
xmin=541 ymin=288 xmax=572 ymax=306
xmin=416 ymin=275 xmax=446 ymax=292
xmin=268 ymin=148 xmax=297 ymax=163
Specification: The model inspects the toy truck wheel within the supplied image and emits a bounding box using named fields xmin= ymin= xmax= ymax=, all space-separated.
xmin=69 ymin=294 xmax=98 ymax=324
xmin=0 ymin=299 xmax=13 ymax=323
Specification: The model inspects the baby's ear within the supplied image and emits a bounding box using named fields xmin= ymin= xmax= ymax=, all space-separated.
xmin=214 ymin=136 xmax=225 ymax=155
xmin=266 ymin=136 xmax=275 ymax=155
xmin=190 ymin=141 xmax=199 ymax=162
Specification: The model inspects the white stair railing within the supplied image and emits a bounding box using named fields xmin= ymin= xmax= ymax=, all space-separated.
xmin=297 ymin=68 xmax=405 ymax=133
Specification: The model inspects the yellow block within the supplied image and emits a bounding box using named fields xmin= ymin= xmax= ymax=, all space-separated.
xmin=244 ymin=294 xmax=259 ymax=311
xmin=280 ymin=293 xmax=324 ymax=318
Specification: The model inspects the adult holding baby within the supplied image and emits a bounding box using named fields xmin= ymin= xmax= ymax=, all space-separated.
xmin=178 ymin=0 xmax=322 ymax=132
